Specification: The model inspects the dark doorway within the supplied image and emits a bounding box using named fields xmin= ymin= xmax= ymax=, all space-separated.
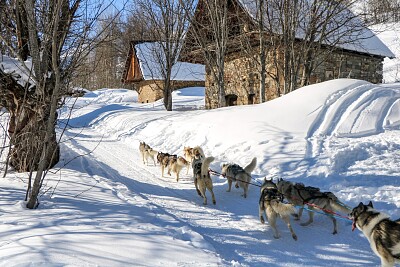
xmin=248 ymin=93 xmax=255 ymax=104
xmin=225 ymin=94 xmax=238 ymax=106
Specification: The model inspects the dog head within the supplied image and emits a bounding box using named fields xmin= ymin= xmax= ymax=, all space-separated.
xmin=192 ymin=147 xmax=204 ymax=159
xmin=220 ymin=163 xmax=230 ymax=177
xmin=349 ymin=201 xmax=374 ymax=232
xmin=261 ymin=177 xmax=277 ymax=192
xmin=276 ymin=178 xmax=291 ymax=195
xmin=183 ymin=146 xmax=193 ymax=155
xmin=157 ymin=152 xmax=168 ymax=164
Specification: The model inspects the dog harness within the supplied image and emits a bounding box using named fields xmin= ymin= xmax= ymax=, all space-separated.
xmin=227 ymin=164 xmax=245 ymax=179
xmin=260 ymin=186 xmax=284 ymax=209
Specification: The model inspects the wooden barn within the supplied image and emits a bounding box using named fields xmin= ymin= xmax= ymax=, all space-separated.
xmin=179 ymin=0 xmax=395 ymax=109
xmin=122 ymin=41 xmax=205 ymax=103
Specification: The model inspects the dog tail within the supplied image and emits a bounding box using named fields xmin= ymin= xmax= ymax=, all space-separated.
xmin=330 ymin=200 xmax=352 ymax=215
xmin=244 ymin=157 xmax=257 ymax=173
xmin=271 ymin=200 xmax=297 ymax=216
xmin=201 ymin=156 xmax=214 ymax=176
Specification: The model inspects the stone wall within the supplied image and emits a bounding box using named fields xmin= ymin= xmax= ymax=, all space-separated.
xmin=205 ymin=49 xmax=383 ymax=109
xmin=137 ymin=80 xmax=205 ymax=103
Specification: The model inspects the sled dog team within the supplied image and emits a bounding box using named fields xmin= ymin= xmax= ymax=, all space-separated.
xmin=139 ymin=141 xmax=400 ymax=267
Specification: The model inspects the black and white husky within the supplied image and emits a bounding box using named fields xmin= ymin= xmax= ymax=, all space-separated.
xmin=349 ymin=201 xmax=400 ymax=267
xmin=259 ymin=178 xmax=298 ymax=240
xmin=192 ymin=156 xmax=216 ymax=205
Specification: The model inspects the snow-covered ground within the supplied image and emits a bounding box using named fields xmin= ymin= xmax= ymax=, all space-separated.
xmin=0 ymin=20 xmax=399 ymax=266
xmin=1 ymin=78 xmax=400 ymax=266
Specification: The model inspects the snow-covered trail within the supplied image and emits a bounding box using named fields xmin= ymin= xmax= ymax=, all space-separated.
xmin=61 ymin=112 xmax=380 ymax=266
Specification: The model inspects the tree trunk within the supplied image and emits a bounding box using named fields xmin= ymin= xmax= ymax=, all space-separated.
xmin=10 ymin=109 xmax=60 ymax=172
xmin=1 ymin=70 xmax=59 ymax=173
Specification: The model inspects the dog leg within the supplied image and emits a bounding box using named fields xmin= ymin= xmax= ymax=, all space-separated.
xmin=268 ymin=212 xmax=280 ymax=239
xmin=161 ymin=165 xmax=165 ymax=177
xmin=259 ymin=204 xmax=266 ymax=224
xmin=201 ymin=189 xmax=207 ymax=205
xmin=176 ymin=171 xmax=179 ymax=182
xmin=167 ymin=166 xmax=171 ymax=176
xmin=242 ymin=184 xmax=248 ymax=198
xmin=300 ymin=209 xmax=314 ymax=226
xmin=186 ymin=164 xmax=190 ymax=175
xmin=295 ymin=206 xmax=303 ymax=221
xmin=209 ymin=186 xmax=216 ymax=205
xmin=194 ymin=178 xmax=201 ymax=196
xmin=235 ymin=181 xmax=239 ymax=188
xmin=226 ymin=179 xmax=232 ymax=192
xmin=330 ymin=215 xmax=338 ymax=234
xmin=282 ymin=215 xmax=298 ymax=241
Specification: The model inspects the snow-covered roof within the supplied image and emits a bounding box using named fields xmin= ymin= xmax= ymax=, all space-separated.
xmin=238 ymin=0 xmax=395 ymax=59
xmin=135 ymin=42 xmax=205 ymax=81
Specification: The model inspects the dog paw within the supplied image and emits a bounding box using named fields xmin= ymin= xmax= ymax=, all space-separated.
xmin=235 ymin=184 xmax=239 ymax=188
xmin=213 ymin=200 xmax=216 ymax=205
xmin=332 ymin=230 xmax=337 ymax=235
xmin=292 ymin=235 xmax=298 ymax=241
xmin=260 ymin=217 xmax=265 ymax=224
xmin=273 ymin=235 xmax=280 ymax=239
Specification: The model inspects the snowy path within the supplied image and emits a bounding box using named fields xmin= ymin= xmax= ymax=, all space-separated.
xmin=61 ymin=119 xmax=381 ymax=266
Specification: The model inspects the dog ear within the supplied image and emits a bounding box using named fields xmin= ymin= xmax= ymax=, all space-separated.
xmin=367 ymin=201 xmax=373 ymax=208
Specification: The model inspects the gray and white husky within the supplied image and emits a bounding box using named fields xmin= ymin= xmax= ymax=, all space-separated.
xmin=349 ymin=201 xmax=400 ymax=267
xmin=221 ymin=157 xmax=257 ymax=198
xmin=259 ymin=178 xmax=298 ymax=240
xmin=277 ymin=178 xmax=351 ymax=234
xmin=139 ymin=141 xmax=151 ymax=164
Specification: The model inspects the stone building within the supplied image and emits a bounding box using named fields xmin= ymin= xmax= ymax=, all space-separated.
xmin=179 ymin=0 xmax=395 ymax=109
xmin=122 ymin=41 xmax=205 ymax=103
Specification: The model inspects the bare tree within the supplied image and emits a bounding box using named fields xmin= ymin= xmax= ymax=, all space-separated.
xmin=181 ymin=0 xmax=229 ymax=108
xmin=258 ymin=0 xmax=367 ymax=93
xmin=0 ymin=0 xmax=116 ymax=208
xmin=359 ymin=0 xmax=400 ymax=24
xmin=134 ymin=0 xmax=188 ymax=111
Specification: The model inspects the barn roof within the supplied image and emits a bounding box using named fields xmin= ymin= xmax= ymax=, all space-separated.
xmin=237 ymin=0 xmax=395 ymax=59
xmin=122 ymin=41 xmax=205 ymax=83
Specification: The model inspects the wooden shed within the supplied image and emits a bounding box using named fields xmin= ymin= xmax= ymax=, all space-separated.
xmin=122 ymin=41 xmax=205 ymax=103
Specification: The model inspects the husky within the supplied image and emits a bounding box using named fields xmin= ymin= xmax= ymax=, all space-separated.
xmin=183 ymin=146 xmax=194 ymax=162
xmin=139 ymin=141 xmax=151 ymax=164
xmin=259 ymin=178 xmax=298 ymax=240
xmin=158 ymin=152 xmax=177 ymax=178
xmin=221 ymin=157 xmax=257 ymax=198
xmin=349 ymin=201 xmax=400 ymax=267
xmin=183 ymin=146 xmax=205 ymax=174
xmin=167 ymin=156 xmax=190 ymax=182
xmin=277 ymin=178 xmax=351 ymax=234
xmin=192 ymin=156 xmax=216 ymax=205
xmin=143 ymin=148 xmax=158 ymax=166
